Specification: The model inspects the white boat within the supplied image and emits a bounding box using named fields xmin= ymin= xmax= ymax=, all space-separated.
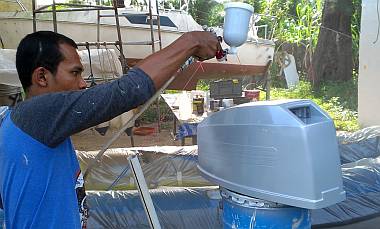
xmin=0 ymin=7 xmax=275 ymax=90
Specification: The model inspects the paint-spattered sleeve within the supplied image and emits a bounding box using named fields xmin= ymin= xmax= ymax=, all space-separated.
xmin=11 ymin=68 xmax=156 ymax=147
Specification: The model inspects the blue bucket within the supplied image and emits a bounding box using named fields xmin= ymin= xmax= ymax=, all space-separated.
xmin=221 ymin=188 xmax=311 ymax=229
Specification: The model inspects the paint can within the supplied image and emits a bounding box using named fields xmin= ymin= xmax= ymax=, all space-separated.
xmin=210 ymin=99 xmax=220 ymax=112
xmin=222 ymin=99 xmax=234 ymax=108
xmin=193 ymin=97 xmax=204 ymax=115
xmin=243 ymin=83 xmax=260 ymax=102
xmin=220 ymin=188 xmax=311 ymax=229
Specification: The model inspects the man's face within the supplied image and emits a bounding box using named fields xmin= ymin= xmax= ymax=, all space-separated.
xmin=47 ymin=43 xmax=86 ymax=92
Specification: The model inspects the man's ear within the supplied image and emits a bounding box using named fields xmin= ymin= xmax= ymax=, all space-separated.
xmin=31 ymin=67 xmax=48 ymax=87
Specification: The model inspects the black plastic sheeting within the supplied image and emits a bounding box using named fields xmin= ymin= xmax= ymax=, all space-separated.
xmin=87 ymin=188 xmax=222 ymax=228
xmin=338 ymin=126 xmax=380 ymax=164
xmin=1 ymin=127 xmax=380 ymax=228
xmin=312 ymin=126 xmax=380 ymax=228
xmin=84 ymin=126 xmax=380 ymax=228
xmin=85 ymin=126 xmax=380 ymax=228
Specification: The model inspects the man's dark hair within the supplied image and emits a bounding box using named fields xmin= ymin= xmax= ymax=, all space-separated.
xmin=16 ymin=31 xmax=78 ymax=90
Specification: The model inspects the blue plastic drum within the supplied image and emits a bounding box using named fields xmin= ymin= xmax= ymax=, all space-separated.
xmin=221 ymin=188 xmax=311 ymax=229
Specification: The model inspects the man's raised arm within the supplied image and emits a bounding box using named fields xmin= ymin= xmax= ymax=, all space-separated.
xmin=137 ymin=31 xmax=221 ymax=89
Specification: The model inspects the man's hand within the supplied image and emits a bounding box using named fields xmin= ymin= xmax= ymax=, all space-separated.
xmin=136 ymin=31 xmax=222 ymax=90
xmin=184 ymin=31 xmax=222 ymax=61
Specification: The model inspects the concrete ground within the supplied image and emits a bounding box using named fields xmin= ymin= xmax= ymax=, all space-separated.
xmin=72 ymin=121 xmax=191 ymax=151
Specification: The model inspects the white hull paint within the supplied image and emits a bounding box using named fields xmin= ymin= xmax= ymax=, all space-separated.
xmin=0 ymin=10 xmax=274 ymax=67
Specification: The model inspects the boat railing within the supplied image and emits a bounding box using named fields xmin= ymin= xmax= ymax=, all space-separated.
xmin=251 ymin=13 xmax=278 ymax=41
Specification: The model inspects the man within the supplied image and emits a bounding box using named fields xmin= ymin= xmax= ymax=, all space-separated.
xmin=0 ymin=30 xmax=220 ymax=228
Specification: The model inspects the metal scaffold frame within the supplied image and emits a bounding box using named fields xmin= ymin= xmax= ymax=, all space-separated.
xmin=32 ymin=0 xmax=128 ymax=73
xmin=31 ymin=0 xmax=164 ymax=136
xmin=32 ymin=1 xmax=165 ymax=226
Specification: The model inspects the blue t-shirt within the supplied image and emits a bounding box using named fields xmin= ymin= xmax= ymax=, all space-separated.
xmin=0 ymin=68 xmax=155 ymax=228
xmin=0 ymin=111 xmax=82 ymax=228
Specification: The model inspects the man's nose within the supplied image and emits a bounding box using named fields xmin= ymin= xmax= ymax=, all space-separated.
xmin=78 ymin=76 xmax=87 ymax=90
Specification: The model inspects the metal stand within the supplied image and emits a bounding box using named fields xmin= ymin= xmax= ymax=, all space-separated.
xmin=128 ymin=155 xmax=162 ymax=229
xmin=31 ymin=1 xmax=127 ymax=72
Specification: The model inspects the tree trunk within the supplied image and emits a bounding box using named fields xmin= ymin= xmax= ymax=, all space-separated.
xmin=310 ymin=0 xmax=353 ymax=88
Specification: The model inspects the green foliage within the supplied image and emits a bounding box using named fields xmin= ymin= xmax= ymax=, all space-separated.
xmin=139 ymin=100 xmax=174 ymax=124
xmin=140 ymin=0 xmax=361 ymax=132
xmin=271 ymin=0 xmax=322 ymax=48
xmin=188 ymin=0 xmax=218 ymax=26
xmin=351 ymin=0 xmax=361 ymax=70
xmin=196 ymin=79 xmax=210 ymax=91
xmin=267 ymin=80 xmax=359 ymax=132
xmin=207 ymin=3 xmax=224 ymax=27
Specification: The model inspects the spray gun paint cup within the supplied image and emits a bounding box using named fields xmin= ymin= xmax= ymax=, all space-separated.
xmin=223 ymin=2 xmax=254 ymax=54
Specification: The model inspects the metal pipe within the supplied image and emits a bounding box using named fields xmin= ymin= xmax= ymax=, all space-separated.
xmin=52 ymin=0 xmax=57 ymax=32
xmin=34 ymin=3 xmax=112 ymax=13
xmin=112 ymin=0 xmax=127 ymax=73
xmin=97 ymin=10 xmax=100 ymax=42
xmin=32 ymin=0 xmax=36 ymax=32
xmin=156 ymin=0 xmax=162 ymax=50
xmin=17 ymin=0 xmax=27 ymax=11
xmin=1 ymin=0 xmax=27 ymax=11
xmin=265 ymin=60 xmax=272 ymax=100
xmin=148 ymin=0 xmax=155 ymax=53
xmin=35 ymin=8 xmax=112 ymax=13
xmin=128 ymin=155 xmax=162 ymax=229
xmin=76 ymin=41 xmax=158 ymax=46
xmin=34 ymin=4 xmax=51 ymax=12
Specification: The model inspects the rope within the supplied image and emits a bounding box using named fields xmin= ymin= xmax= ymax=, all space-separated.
xmin=182 ymin=60 xmax=205 ymax=90
xmin=96 ymin=44 xmax=106 ymax=81
xmin=85 ymin=42 xmax=96 ymax=87
xmin=320 ymin=25 xmax=352 ymax=39
xmin=108 ymin=48 xmax=119 ymax=79
xmin=0 ymin=35 xmax=4 ymax=49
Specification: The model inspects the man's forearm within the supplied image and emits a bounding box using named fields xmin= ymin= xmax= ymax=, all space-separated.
xmin=136 ymin=32 xmax=220 ymax=89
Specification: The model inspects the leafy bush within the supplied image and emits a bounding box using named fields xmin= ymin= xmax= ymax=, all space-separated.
xmin=139 ymin=100 xmax=174 ymax=125
xmin=266 ymin=80 xmax=359 ymax=132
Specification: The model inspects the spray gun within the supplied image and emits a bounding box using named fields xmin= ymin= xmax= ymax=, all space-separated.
xmin=202 ymin=26 xmax=228 ymax=62
xmin=215 ymin=36 xmax=228 ymax=62
xmin=204 ymin=2 xmax=254 ymax=62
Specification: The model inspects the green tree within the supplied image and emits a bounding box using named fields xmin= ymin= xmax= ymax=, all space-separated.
xmin=188 ymin=0 xmax=218 ymax=26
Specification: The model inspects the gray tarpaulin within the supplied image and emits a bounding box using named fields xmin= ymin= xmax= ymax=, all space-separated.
xmin=77 ymin=146 xmax=212 ymax=190
xmin=338 ymin=126 xmax=380 ymax=164
xmin=312 ymin=126 xmax=380 ymax=227
xmin=83 ymin=127 xmax=380 ymax=228
xmin=2 ymin=127 xmax=380 ymax=228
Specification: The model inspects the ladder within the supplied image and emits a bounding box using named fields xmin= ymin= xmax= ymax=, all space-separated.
xmin=31 ymin=0 xmax=164 ymax=143
xmin=31 ymin=0 xmax=163 ymax=74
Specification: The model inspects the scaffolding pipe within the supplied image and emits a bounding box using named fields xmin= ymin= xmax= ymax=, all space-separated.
xmin=52 ymin=0 xmax=57 ymax=32
xmin=112 ymin=0 xmax=127 ymax=74
xmin=35 ymin=7 xmax=113 ymax=13
xmin=148 ymin=0 xmax=155 ymax=53
xmin=34 ymin=3 xmax=113 ymax=12
xmin=97 ymin=10 xmax=101 ymax=42
xmin=76 ymin=41 xmax=160 ymax=46
xmin=32 ymin=0 xmax=36 ymax=32
xmin=156 ymin=0 xmax=163 ymax=50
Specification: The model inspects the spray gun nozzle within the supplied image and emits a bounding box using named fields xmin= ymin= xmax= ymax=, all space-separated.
xmin=216 ymin=49 xmax=228 ymax=62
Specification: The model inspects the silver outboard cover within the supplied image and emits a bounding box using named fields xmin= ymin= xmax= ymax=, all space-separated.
xmin=197 ymin=99 xmax=345 ymax=209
